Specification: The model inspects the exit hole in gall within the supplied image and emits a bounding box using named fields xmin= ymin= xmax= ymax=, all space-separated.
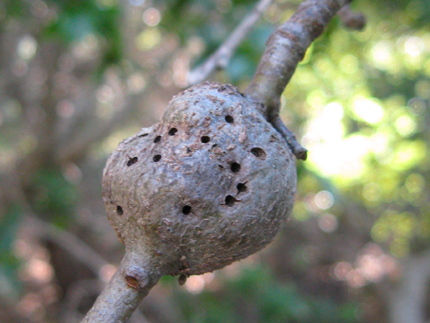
xmin=225 ymin=115 xmax=234 ymax=123
xmin=127 ymin=157 xmax=138 ymax=166
xmin=182 ymin=205 xmax=192 ymax=215
xmin=230 ymin=162 xmax=241 ymax=173
xmin=225 ymin=195 xmax=236 ymax=206
xmin=237 ymin=183 xmax=247 ymax=193
xmin=168 ymin=128 xmax=178 ymax=136
xmin=251 ymin=147 xmax=266 ymax=159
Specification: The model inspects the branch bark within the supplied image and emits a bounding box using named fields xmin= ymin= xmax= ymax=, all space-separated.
xmin=245 ymin=0 xmax=352 ymax=118
xmin=82 ymin=251 xmax=161 ymax=323
xmin=245 ymin=0 xmax=357 ymax=160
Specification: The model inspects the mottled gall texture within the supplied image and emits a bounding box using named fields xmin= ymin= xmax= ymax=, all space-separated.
xmin=102 ymin=82 xmax=297 ymax=276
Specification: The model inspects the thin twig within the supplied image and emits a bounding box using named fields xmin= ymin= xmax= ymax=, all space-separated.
xmin=27 ymin=215 xmax=110 ymax=279
xmin=187 ymin=0 xmax=273 ymax=86
xmin=271 ymin=115 xmax=308 ymax=160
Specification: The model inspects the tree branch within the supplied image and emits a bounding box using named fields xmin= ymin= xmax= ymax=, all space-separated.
xmin=187 ymin=0 xmax=274 ymax=86
xmin=271 ymin=115 xmax=308 ymax=160
xmin=244 ymin=0 xmax=356 ymax=160
xmin=245 ymin=0 xmax=352 ymax=116
xmin=81 ymin=251 xmax=161 ymax=323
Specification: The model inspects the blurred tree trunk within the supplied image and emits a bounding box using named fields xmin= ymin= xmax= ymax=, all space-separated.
xmin=387 ymin=251 xmax=430 ymax=323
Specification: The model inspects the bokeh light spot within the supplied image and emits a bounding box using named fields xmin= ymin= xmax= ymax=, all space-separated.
xmin=129 ymin=0 xmax=145 ymax=6
xmin=408 ymin=97 xmax=426 ymax=114
xmin=136 ymin=28 xmax=162 ymax=51
xmin=395 ymin=115 xmax=416 ymax=137
xmin=363 ymin=182 xmax=382 ymax=202
xmin=340 ymin=54 xmax=359 ymax=74
xmin=100 ymin=264 xmax=117 ymax=282
xmin=405 ymin=173 xmax=425 ymax=193
xmin=371 ymin=41 xmax=395 ymax=71
xmin=182 ymin=272 xmax=216 ymax=294
xmin=353 ymin=97 xmax=384 ymax=124
xmin=18 ymin=35 xmax=37 ymax=60
xmin=143 ymin=8 xmax=161 ymax=26
xmin=127 ymin=73 xmax=147 ymax=93
xmin=315 ymin=191 xmax=334 ymax=209
xmin=317 ymin=213 xmax=338 ymax=233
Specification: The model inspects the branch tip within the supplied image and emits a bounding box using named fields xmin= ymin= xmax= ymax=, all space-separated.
xmin=271 ymin=115 xmax=307 ymax=161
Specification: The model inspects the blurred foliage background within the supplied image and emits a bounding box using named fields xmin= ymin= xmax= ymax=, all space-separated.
xmin=0 ymin=0 xmax=429 ymax=322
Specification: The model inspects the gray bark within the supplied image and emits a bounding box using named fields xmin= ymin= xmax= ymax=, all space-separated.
xmin=82 ymin=251 xmax=160 ymax=323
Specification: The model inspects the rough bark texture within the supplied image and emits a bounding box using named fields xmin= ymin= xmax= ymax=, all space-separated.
xmin=244 ymin=0 xmax=354 ymax=160
xmin=102 ymin=82 xmax=296 ymax=276
xmin=245 ymin=0 xmax=351 ymax=121
xmin=82 ymin=251 xmax=160 ymax=323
